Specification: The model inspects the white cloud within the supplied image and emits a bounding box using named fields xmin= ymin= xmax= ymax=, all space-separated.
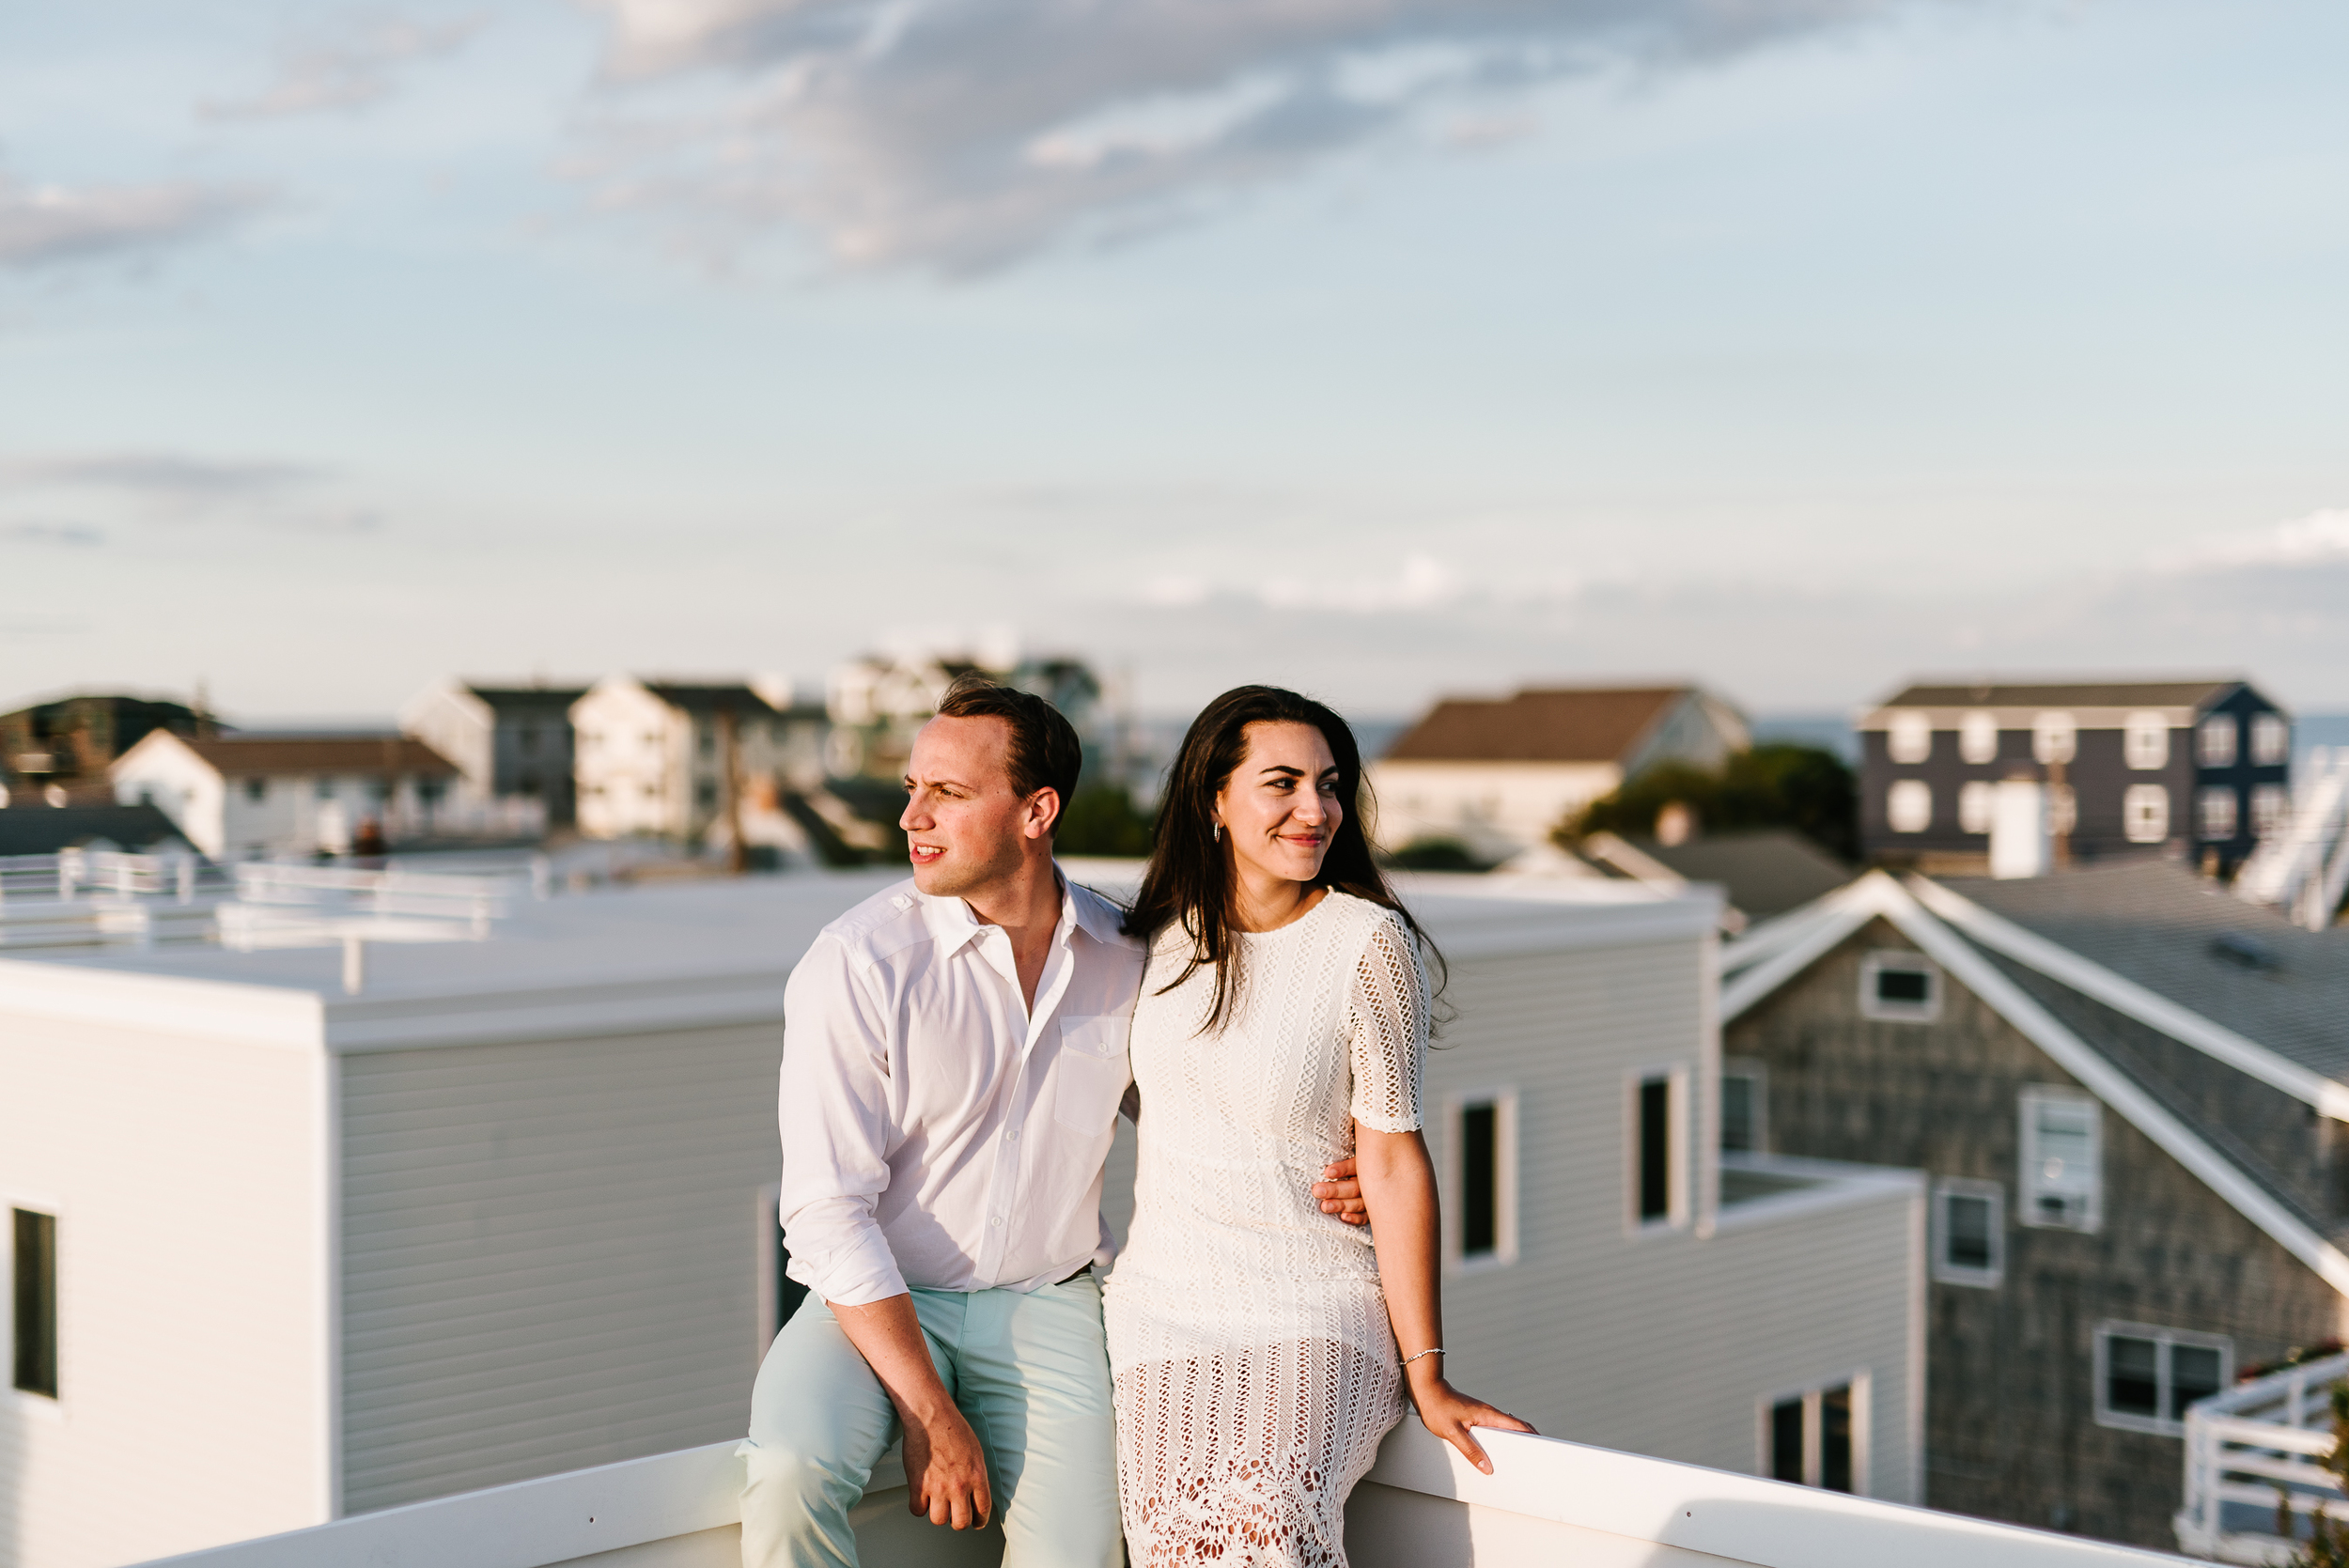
xmin=570 ymin=0 xmax=1906 ymax=272
xmin=204 ymin=16 xmax=485 ymax=121
xmin=0 ymin=170 xmax=266 ymax=270
xmin=0 ymin=452 xmax=381 ymax=533
xmin=2155 ymin=508 xmax=2349 ymax=571
xmin=1263 ymin=552 xmax=1465 ymax=613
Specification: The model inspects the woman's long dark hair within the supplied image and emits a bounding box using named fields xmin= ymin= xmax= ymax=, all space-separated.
xmin=1124 ymin=685 xmax=1441 ymax=1034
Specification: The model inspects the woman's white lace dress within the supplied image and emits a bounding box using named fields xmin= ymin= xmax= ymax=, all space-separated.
xmin=1103 ymin=891 xmax=1427 ymax=1568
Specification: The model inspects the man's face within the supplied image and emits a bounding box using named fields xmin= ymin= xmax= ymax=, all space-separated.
xmin=900 ymin=715 xmax=1036 ymax=898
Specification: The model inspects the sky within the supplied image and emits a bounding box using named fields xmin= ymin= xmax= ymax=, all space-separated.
xmin=2 ymin=0 xmax=2345 ymax=725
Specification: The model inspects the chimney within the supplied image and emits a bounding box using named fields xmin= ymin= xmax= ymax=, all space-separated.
xmin=1990 ymin=778 xmax=2051 ymax=879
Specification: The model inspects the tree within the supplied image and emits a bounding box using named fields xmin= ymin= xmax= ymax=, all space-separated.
xmin=2281 ymin=1381 xmax=2349 ymax=1565
xmin=1563 ymin=743 xmax=1857 ymax=862
xmin=1056 ymin=784 xmax=1155 ymax=858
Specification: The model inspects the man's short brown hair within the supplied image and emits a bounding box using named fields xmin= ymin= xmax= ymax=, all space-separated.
xmin=933 ymin=675 xmax=1082 ymax=835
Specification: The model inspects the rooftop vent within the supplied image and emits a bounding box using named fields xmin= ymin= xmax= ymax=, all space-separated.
xmin=2209 ymin=931 xmax=2280 ymax=972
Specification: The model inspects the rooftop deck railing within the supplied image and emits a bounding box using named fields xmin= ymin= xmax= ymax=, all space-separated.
xmin=133 ymin=1422 xmax=2194 ymax=1568
xmin=2235 ymin=749 xmax=2349 ymax=930
xmin=2178 ymin=1351 xmax=2349 ymax=1564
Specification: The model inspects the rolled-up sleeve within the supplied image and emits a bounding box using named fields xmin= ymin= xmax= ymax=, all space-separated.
xmin=778 ymin=936 xmax=907 ymax=1306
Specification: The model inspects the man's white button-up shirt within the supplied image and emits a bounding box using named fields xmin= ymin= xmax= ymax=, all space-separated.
xmin=778 ymin=873 xmax=1145 ymax=1307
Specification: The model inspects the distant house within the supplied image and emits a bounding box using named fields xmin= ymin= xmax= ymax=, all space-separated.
xmin=1368 ymin=685 xmax=1750 ymax=862
xmin=1581 ymin=829 xmax=1855 ymax=930
xmin=400 ymin=680 xmax=590 ymax=827
xmin=1 ymin=692 xmax=206 ymax=805
xmin=1722 ymin=860 xmax=2349 ymax=1552
xmin=571 ymin=678 xmax=826 ymax=843
xmin=825 ymin=651 xmax=1100 ymax=784
xmin=109 ymin=733 xmax=459 ymax=860
xmin=1857 ymin=678 xmax=2291 ymax=872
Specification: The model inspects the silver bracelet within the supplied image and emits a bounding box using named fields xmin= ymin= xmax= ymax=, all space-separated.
xmin=1401 ymin=1347 xmax=1445 ymax=1368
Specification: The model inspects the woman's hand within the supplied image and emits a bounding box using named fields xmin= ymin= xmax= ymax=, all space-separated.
xmin=1408 ymin=1368 xmax=1536 ymax=1475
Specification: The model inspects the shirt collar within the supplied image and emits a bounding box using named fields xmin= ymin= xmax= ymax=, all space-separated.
xmin=913 ymin=869 xmax=1120 ymax=956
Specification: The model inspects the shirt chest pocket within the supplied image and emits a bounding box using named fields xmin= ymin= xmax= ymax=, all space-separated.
xmin=1051 ymin=1014 xmax=1132 ymax=1133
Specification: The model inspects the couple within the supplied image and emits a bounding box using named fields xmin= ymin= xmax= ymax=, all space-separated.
xmin=740 ymin=678 xmax=1529 ymax=1567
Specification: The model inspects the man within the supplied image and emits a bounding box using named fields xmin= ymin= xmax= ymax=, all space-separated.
xmin=741 ymin=676 xmax=1365 ymax=1567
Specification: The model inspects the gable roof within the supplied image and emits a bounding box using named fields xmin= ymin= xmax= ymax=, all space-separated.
xmin=1724 ymin=871 xmax=2349 ymax=1298
xmin=462 ymin=685 xmax=590 ymax=710
xmin=163 ymin=735 xmax=458 ymax=778
xmin=637 ymin=683 xmax=778 ymax=715
xmin=1872 ymin=678 xmax=2243 ymax=712
xmin=1609 ymin=831 xmax=1852 ymax=922
xmin=1385 ymin=686 xmax=1688 ymax=765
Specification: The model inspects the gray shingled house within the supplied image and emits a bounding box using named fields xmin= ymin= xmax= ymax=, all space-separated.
xmin=1720 ymin=858 xmax=2349 ymax=1552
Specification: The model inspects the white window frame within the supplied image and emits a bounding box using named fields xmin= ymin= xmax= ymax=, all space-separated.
xmin=1930 ymin=1179 xmax=2004 ymax=1288
xmin=2199 ymin=715 xmax=2238 ymax=768
xmin=1957 ymin=780 xmax=1995 ymax=836
xmin=2123 ymin=784 xmax=2170 ymax=845
xmin=1959 ymin=711 xmax=1999 ymax=766
xmin=2252 ymin=712 xmax=2291 ymax=768
xmin=2093 ymin=1322 xmax=2232 ymax=1436
xmin=1719 ymin=1058 xmax=1767 ymax=1156
xmin=1887 ymin=779 xmax=1932 ymax=834
xmin=2124 ymin=713 xmax=2170 ymax=770
xmin=2031 ymin=711 xmax=2077 ymax=765
xmin=1758 ymin=1372 xmax=1873 ymax=1494
xmin=1443 ymin=1088 xmax=1520 ymax=1272
xmin=1887 ymin=712 xmax=1933 ymax=765
xmin=1626 ymin=1065 xmax=1691 ymax=1236
xmin=2200 ymin=786 xmax=2239 ymax=842
xmin=1859 ymin=951 xmax=1941 ymax=1023
xmin=2251 ymin=784 xmax=2291 ymax=840
xmin=2019 ymin=1086 xmax=2102 ymax=1233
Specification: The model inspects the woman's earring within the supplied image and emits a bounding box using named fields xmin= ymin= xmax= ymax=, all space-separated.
xmin=1213 ymin=823 xmax=1222 ymax=843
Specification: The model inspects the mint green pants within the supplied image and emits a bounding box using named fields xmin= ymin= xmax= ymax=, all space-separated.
xmin=738 ymin=1272 xmax=1122 ymax=1568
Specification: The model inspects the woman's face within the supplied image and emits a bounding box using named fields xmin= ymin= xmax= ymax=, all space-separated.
xmin=1214 ymin=721 xmax=1341 ymax=885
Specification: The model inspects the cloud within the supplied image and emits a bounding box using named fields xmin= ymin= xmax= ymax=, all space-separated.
xmin=204 ymin=15 xmax=485 ymax=121
xmin=0 ymin=452 xmax=381 ymax=533
xmin=570 ymin=0 xmax=1905 ymax=272
xmin=0 ymin=169 xmax=268 ymax=270
xmin=0 ymin=522 xmax=104 ymax=547
xmin=2155 ymin=507 xmax=2349 ymax=571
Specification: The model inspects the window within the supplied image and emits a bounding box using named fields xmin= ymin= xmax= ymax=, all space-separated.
xmin=2095 ymin=1324 xmax=2231 ymax=1435
xmin=314 ymin=777 xmax=335 ymax=800
xmin=695 ymin=780 xmax=718 ymax=810
xmin=2125 ymin=713 xmax=2170 ymax=770
xmin=520 ymin=726 xmax=540 ymax=756
xmin=12 ymin=1207 xmax=57 ymax=1400
xmin=2252 ymin=784 xmax=2291 ymax=839
xmin=1887 ymin=780 xmax=1932 ymax=834
xmin=2200 ymin=787 xmax=2240 ymax=841
xmin=1957 ymin=781 xmax=1994 ymax=835
xmin=1720 ymin=1061 xmax=1766 ymax=1155
xmin=1765 ymin=1376 xmax=1868 ymax=1493
xmin=2252 ymin=713 xmax=2290 ymax=768
xmin=1887 ymin=712 xmax=1932 ymax=765
xmin=1447 ymin=1092 xmax=1519 ymax=1267
xmin=1931 ymin=1180 xmax=2004 ymax=1288
xmin=243 ymin=778 xmax=267 ymax=803
xmin=1630 ymin=1070 xmax=1688 ymax=1231
xmin=2032 ymin=712 xmax=2077 ymax=765
xmin=1859 ymin=952 xmax=1941 ymax=1022
xmin=418 ymin=780 xmax=445 ymax=807
xmin=2020 ymin=1087 xmax=2100 ymax=1232
xmin=2123 ymin=785 xmax=2170 ymax=844
xmin=2199 ymin=715 xmax=2238 ymax=768
xmin=1960 ymin=711 xmax=1999 ymax=765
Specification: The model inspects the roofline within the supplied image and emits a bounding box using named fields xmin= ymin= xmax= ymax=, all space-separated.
xmin=1722 ymin=872 xmax=2349 ymax=1300
xmin=1905 ymin=877 xmax=2349 ymax=1123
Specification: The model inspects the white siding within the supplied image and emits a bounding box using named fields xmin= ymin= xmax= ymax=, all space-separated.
xmin=337 ymin=1021 xmax=783 ymax=1513
xmin=0 ymin=1014 xmax=326 ymax=1568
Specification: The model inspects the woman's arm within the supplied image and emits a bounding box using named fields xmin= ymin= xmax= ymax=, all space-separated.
xmin=1353 ymin=1124 xmax=1536 ymax=1473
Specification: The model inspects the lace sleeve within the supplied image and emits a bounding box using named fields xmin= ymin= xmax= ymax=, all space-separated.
xmin=1346 ymin=911 xmax=1427 ymax=1133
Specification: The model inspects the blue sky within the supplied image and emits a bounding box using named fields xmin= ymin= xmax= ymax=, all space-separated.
xmin=2 ymin=0 xmax=2345 ymax=723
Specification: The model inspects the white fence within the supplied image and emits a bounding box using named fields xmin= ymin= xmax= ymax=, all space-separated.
xmin=2177 ymin=1351 xmax=2349 ymax=1563
xmin=2235 ymin=750 xmax=2349 ymax=930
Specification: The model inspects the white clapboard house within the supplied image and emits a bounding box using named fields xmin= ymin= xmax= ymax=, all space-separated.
xmin=7 ymin=865 xmax=1921 ymax=1568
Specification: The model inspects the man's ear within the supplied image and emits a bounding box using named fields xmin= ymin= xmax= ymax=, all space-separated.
xmin=1025 ymin=787 xmax=1062 ymax=841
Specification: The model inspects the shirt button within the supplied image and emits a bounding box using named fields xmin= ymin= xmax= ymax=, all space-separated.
xmin=1007 ymin=1129 xmax=1019 ymax=1142
xmin=989 ymin=1216 xmax=1003 ymax=1228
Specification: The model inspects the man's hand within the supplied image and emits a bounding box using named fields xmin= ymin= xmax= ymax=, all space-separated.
xmin=1315 ymin=1157 xmax=1370 ymax=1226
xmin=900 ymin=1405 xmax=994 ymax=1530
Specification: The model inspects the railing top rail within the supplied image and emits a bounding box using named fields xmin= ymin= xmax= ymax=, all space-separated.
xmin=2199 ymin=1354 xmax=2349 ymax=1420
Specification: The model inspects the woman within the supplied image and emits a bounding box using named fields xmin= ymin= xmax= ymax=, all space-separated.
xmin=1103 ymin=686 xmax=1532 ymax=1566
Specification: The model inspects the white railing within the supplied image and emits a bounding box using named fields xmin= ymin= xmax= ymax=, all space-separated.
xmin=134 ymin=1423 xmax=2194 ymax=1568
xmin=2177 ymin=1352 xmax=2349 ymax=1563
xmin=2236 ymin=751 xmax=2349 ymax=930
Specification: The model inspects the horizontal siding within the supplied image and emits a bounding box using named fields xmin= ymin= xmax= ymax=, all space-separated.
xmin=0 ymin=1010 xmax=324 ymax=1568
xmin=1427 ymin=940 xmax=1921 ymax=1502
xmin=340 ymin=1020 xmax=782 ymax=1513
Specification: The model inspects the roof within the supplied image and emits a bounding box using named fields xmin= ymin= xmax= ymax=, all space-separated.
xmin=1873 ymin=678 xmax=2243 ymax=711
xmin=1625 ymin=831 xmax=1853 ymax=920
xmin=637 ymin=683 xmax=779 ymax=715
xmin=463 ymin=685 xmax=590 ymax=709
xmin=1384 ymin=687 xmax=1688 ymax=764
xmin=166 ymin=735 xmax=459 ymax=778
xmin=0 ymin=805 xmax=190 ymax=856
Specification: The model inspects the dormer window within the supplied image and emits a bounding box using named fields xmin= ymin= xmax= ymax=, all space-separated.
xmin=2251 ymin=713 xmax=2290 ymax=768
xmin=1959 ymin=712 xmax=1999 ymax=765
xmin=2031 ymin=712 xmax=2076 ymax=765
xmin=1887 ymin=712 xmax=1932 ymax=765
xmin=2198 ymin=716 xmax=2237 ymax=768
xmin=2124 ymin=714 xmax=2169 ymax=770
